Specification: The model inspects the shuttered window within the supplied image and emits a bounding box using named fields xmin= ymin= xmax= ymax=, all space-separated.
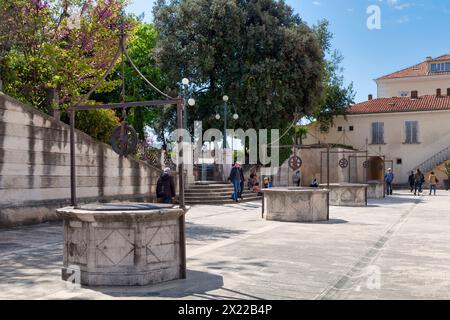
xmin=405 ymin=121 xmax=418 ymax=144
xmin=371 ymin=122 xmax=384 ymax=144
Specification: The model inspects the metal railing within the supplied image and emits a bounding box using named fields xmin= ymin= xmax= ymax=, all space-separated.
xmin=415 ymin=145 xmax=450 ymax=173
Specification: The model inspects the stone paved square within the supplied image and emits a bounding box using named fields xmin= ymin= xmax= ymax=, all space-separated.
xmin=1 ymin=190 xmax=449 ymax=300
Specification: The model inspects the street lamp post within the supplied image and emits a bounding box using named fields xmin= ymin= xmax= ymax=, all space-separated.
xmin=223 ymin=95 xmax=229 ymax=149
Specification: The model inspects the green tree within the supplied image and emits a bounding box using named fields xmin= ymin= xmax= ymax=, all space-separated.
xmin=153 ymin=0 xmax=325 ymax=132
xmin=0 ymin=0 xmax=135 ymax=142
xmin=310 ymin=20 xmax=355 ymax=133
xmin=93 ymin=22 xmax=174 ymax=143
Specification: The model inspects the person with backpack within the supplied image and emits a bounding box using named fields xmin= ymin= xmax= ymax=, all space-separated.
xmin=414 ymin=169 xmax=425 ymax=196
xmin=428 ymin=171 xmax=439 ymax=196
xmin=156 ymin=167 xmax=176 ymax=204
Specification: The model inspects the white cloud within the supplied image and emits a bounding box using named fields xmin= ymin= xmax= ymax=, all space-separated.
xmin=379 ymin=0 xmax=414 ymax=10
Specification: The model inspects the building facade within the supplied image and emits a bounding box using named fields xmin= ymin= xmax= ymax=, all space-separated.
xmin=304 ymin=55 xmax=450 ymax=185
xmin=376 ymin=55 xmax=450 ymax=98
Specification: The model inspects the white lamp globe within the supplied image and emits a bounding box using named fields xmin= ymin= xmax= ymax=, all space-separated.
xmin=188 ymin=98 xmax=196 ymax=106
xmin=215 ymin=114 xmax=221 ymax=120
xmin=182 ymin=78 xmax=189 ymax=86
xmin=233 ymin=113 xmax=239 ymax=120
xmin=222 ymin=95 xmax=229 ymax=102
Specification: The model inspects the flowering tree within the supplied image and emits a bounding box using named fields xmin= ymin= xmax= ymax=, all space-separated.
xmin=0 ymin=0 xmax=136 ymax=141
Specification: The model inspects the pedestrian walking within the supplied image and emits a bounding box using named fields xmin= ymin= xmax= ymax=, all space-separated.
xmin=384 ymin=168 xmax=394 ymax=196
xmin=228 ymin=162 xmax=242 ymax=202
xmin=156 ymin=167 xmax=176 ymax=204
xmin=408 ymin=171 xmax=415 ymax=192
xmin=414 ymin=169 xmax=425 ymax=196
xmin=428 ymin=171 xmax=439 ymax=196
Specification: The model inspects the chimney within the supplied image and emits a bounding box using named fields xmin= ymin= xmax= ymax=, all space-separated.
xmin=368 ymin=94 xmax=373 ymax=100
xmin=426 ymin=56 xmax=433 ymax=61
xmin=437 ymin=88 xmax=442 ymax=97
xmin=411 ymin=90 xmax=418 ymax=99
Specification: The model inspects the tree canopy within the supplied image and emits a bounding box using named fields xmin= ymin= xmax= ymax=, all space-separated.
xmin=0 ymin=0 xmax=134 ymax=142
xmin=153 ymin=0 xmax=326 ymax=132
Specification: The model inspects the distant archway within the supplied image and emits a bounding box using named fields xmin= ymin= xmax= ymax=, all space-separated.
xmin=366 ymin=156 xmax=384 ymax=181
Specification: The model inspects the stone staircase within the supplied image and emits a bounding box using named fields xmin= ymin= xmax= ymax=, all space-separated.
xmin=415 ymin=145 xmax=450 ymax=173
xmin=185 ymin=182 xmax=262 ymax=205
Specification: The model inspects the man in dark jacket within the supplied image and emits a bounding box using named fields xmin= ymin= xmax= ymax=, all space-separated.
xmin=408 ymin=171 xmax=415 ymax=192
xmin=238 ymin=165 xmax=245 ymax=200
xmin=156 ymin=168 xmax=176 ymax=204
xmin=228 ymin=162 xmax=242 ymax=202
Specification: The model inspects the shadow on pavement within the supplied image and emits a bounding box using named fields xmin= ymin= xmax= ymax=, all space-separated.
xmin=368 ymin=195 xmax=422 ymax=207
xmin=89 ymin=269 xmax=224 ymax=299
xmin=186 ymin=222 xmax=246 ymax=241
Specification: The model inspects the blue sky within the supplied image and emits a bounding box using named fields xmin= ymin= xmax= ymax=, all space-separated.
xmin=127 ymin=0 xmax=450 ymax=103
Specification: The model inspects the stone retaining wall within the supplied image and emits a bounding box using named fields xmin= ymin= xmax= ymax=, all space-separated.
xmin=0 ymin=93 xmax=164 ymax=227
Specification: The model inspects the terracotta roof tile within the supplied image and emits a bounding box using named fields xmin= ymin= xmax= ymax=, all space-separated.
xmin=347 ymin=95 xmax=450 ymax=114
xmin=377 ymin=55 xmax=450 ymax=80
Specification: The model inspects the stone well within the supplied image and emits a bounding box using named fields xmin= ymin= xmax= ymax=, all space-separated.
xmin=262 ymin=188 xmax=330 ymax=223
xmin=319 ymin=183 xmax=368 ymax=207
xmin=367 ymin=180 xmax=385 ymax=199
xmin=57 ymin=203 xmax=186 ymax=286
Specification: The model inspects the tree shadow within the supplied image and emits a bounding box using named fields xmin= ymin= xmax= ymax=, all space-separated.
xmin=89 ymin=269 xmax=225 ymax=298
xmin=367 ymin=196 xmax=422 ymax=207
xmin=186 ymin=222 xmax=246 ymax=241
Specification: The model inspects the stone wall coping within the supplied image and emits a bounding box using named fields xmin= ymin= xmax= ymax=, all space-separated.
xmin=262 ymin=187 xmax=330 ymax=194
xmin=367 ymin=180 xmax=385 ymax=184
xmin=0 ymin=93 xmax=162 ymax=173
xmin=57 ymin=206 xmax=185 ymax=222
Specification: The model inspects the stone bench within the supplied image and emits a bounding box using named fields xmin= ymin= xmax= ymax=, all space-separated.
xmin=320 ymin=183 xmax=368 ymax=207
xmin=57 ymin=203 xmax=186 ymax=286
xmin=262 ymin=188 xmax=330 ymax=222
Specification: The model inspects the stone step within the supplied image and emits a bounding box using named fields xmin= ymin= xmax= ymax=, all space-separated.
xmin=185 ymin=189 xmax=234 ymax=194
xmin=185 ymin=197 xmax=262 ymax=205
xmin=185 ymin=190 xmax=254 ymax=195
xmin=186 ymin=184 xmax=233 ymax=191
xmin=185 ymin=193 xmax=260 ymax=201
xmin=189 ymin=183 xmax=232 ymax=187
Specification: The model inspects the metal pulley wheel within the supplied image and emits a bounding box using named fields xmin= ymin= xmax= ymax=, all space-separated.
xmin=111 ymin=124 xmax=138 ymax=156
xmin=289 ymin=155 xmax=303 ymax=170
xmin=339 ymin=158 xmax=349 ymax=168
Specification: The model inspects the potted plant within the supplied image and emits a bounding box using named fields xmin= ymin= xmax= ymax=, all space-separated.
xmin=441 ymin=162 xmax=450 ymax=191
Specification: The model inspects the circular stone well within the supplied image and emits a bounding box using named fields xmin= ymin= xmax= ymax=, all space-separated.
xmin=262 ymin=188 xmax=330 ymax=222
xmin=319 ymin=183 xmax=368 ymax=207
xmin=57 ymin=203 xmax=186 ymax=286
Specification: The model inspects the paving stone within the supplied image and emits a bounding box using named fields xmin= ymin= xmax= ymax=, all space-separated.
xmin=1 ymin=190 xmax=449 ymax=299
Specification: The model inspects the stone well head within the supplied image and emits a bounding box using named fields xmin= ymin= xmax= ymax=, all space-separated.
xmin=57 ymin=203 xmax=186 ymax=286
